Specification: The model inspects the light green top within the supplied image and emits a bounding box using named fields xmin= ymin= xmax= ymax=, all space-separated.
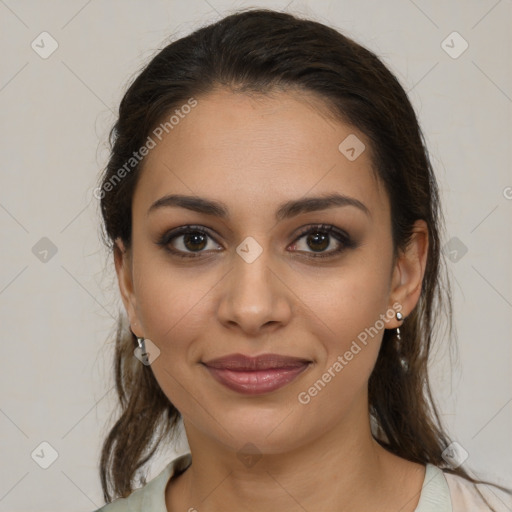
xmin=94 ymin=453 xmax=505 ymax=511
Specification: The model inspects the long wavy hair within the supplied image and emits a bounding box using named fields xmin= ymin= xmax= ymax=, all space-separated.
xmin=96 ymin=7 xmax=511 ymax=507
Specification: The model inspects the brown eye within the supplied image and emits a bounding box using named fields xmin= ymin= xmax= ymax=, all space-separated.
xmin=157 ymin=225 xmax=222 ymax=258
xmin=304 ymin=231 xmax=330 ymax=252
xmin=157 ymin=223 xmax=356 ymax=261
xmin=289 ymin=224 xmax=356 ymax=259
xmin=182 ymin=232 xmax=208 ymax=252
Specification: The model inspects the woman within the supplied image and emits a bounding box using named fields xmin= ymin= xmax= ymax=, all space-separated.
xmin=93 ymin=8 xmax=511 ymax=512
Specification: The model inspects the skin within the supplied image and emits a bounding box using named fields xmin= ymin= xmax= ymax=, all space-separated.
xmin=115 ymin=88 xmax=429 ymax=512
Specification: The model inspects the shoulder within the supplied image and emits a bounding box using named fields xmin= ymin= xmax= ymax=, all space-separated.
xmin=416 ymin=464 xmax=512 ymax=512
xmin=92 ymin=453 xmax=192 ymax=512
xmin=443 ymin=470 xmax=512 ymax=512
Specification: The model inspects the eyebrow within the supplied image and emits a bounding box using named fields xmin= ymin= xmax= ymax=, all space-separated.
xmin=147 ymin=192 xmax=371 ymax=221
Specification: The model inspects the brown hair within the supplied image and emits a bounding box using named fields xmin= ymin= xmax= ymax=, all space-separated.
xmin=97 ymin=7 xmax=511 ymax=507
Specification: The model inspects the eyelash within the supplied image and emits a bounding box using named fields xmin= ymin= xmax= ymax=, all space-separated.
xmin=156 ymin=223 xmax=356 ymax=260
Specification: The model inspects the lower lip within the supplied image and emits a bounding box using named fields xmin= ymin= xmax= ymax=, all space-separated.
xmin=204 ymin=364 xmax=310 ymax=395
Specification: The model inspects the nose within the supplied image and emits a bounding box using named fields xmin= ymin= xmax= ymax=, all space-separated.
xmin=216 ymin=244 xmax=293 ymax=336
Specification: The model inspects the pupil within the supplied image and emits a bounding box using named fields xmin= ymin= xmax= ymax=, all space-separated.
xmin=308 ymin=232 xmax=328 ymax=251
xmin=184 ymin=232 xmax=206 ymax=251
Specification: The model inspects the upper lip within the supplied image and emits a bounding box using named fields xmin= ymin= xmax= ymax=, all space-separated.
xmin=202 ymin=353 xmax=311 ymax=370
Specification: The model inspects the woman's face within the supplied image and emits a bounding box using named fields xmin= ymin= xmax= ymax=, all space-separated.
xmin=116 ymin=88 xmax=425 ymax=455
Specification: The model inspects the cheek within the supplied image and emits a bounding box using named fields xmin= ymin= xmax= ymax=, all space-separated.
xmin=299 ymin=258 xmax=392 ymax=344
xmin=134 ymin=264 xmax=216 ymax=413
xmin=291 ymin=253 xmax=392 ymax=397
xmin=292 ymin=276 xmax=390 ymax=423
xmin=135 ymin=267 xmax=215 ymax=349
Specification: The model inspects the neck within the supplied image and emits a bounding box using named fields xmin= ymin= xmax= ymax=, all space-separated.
xmin=166 ymin=400 xmax=425 ymax=512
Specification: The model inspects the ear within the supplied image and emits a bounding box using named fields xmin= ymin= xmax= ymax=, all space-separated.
xmin=387 ymin=220 xmax=429 ymax=327
xmin=114 ymin=238 xmax=143 ymax=338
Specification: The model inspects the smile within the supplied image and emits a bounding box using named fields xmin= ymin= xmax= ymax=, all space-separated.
xmin=203 ymin=364 xmax=311 ymax=395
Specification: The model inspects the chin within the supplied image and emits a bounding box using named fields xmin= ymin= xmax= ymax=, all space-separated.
xmin=211 ymin=408 xmax=309 ymax=455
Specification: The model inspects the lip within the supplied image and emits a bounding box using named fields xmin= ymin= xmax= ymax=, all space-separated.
xmin=202 ymin=353 xmax=311 ymax=395
xmin=203 ymin=353 xmax=312 ymax=370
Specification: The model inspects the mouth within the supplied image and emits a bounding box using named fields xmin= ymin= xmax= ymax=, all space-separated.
xmin=202 ymin=353 xmax=312 ymax=395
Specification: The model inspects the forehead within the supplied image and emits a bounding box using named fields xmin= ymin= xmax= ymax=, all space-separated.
xmin=133 ymin=88 xmax=388 ymax=223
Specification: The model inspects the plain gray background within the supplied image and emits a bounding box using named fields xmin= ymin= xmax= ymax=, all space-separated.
xmin=0 ymin=1 xmax=511 ymax=510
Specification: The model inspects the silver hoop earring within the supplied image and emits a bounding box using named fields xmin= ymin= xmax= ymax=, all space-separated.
xmin=396 ymin=311 xmax=403 ymax=341
xmin=136 ymin=336 xmax=150 ymax=365
xmin=395 ymin=311 xmax=408 ymax=371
